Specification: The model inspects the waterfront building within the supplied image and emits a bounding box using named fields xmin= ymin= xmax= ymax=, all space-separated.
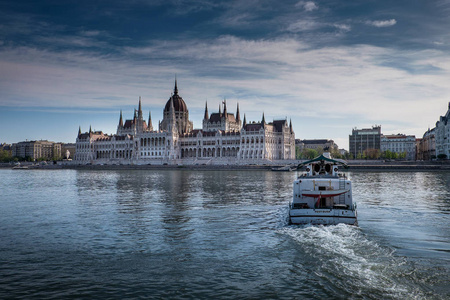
xmin=349 ymin=126 xmax=381 ymax=158
xmin=435 ymin=102 xmax=450 ymax=159
xmin=75 ymin=81 xmax=296 ymax=165
xmin=12 ymin=140 xmax=62 ymax=160
xmin=381 ymin=134 xmax=416 ymax=160
xmin=61 ymin=143 xmax=76 ymax=159
xmin=295 ymin=139 xmax=338 ymax=152
xmin=417 ymin=128 xmax=436 ymax=160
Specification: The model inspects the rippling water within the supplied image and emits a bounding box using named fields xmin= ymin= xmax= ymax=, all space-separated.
xmin=0 ymin=169 xmax=448 ymax=299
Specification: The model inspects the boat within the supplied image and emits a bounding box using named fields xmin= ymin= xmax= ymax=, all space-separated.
xmin=289 ymin=153 xmax=357 ymax=225
xmin=271 ymin=165 xmax=296 ymax=172
xmin=12 ymin=163 xmax=29 ymax=170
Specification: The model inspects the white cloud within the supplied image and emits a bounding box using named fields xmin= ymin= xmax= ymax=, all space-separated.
xmin=286 ymin=20 xmax=320 ymax=32
xmin=1 ymin=35 xmax=449 ymax=147
xmin=296 ymin=1 xmax=318 ymax=12
xmin=366 ymin=19 xmax=397 ymax=27
xmin=333 ymin=23 xmax=351 ymax=32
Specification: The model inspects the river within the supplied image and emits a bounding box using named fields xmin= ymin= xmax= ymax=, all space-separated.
xmin=0 ymin=169 xmax=448 ymax=299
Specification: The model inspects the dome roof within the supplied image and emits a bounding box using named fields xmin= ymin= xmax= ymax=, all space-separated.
xmin=164 ymin=81 xmax=188 ymax=113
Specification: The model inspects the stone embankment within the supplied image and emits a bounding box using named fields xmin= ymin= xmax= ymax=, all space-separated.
xmin=2 ymin=160 xmax=450 ymax=171
xmin=347 ymin=160 xmax=450 ymax=171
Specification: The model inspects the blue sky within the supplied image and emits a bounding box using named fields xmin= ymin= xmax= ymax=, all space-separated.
xmin=1 ymin=0 xmax=450 ymax=149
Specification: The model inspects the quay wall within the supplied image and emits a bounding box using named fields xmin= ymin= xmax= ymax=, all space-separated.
xmin=2 ymin=160 xmax=450 ymax=171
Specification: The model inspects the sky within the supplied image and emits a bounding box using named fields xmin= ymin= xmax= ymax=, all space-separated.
xmin=1 ymin=0 xmax=450 ymax=149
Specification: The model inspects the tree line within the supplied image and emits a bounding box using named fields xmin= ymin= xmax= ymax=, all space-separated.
xmin=0 ymin=149 xmax=62 ymax=163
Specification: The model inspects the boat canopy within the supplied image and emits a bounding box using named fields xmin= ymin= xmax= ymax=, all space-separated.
xmin=297 ymin=154 xmax=349 ymax=169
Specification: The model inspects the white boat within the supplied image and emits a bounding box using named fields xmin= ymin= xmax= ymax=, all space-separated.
xmin=289 ymin=153 xmax=357 ymax=225
xmin=271 ymin=165 xmax=295 ymax=172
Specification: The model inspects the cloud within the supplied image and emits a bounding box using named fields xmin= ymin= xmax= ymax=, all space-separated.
xmin=333 ymin=23 xmax=351 ymax=32
xmin=1 ymin=34 xmax=449 ymax=144
xmin=366 ymin=19 xmax=397 ymax=27
xmin=296 ymin=1 xmax=318 ymax=12
xmin=286 ymin=20 xmax=320 ymax=32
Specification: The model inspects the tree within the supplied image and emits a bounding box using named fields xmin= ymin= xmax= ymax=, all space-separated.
xmin=364 ymin=148 xmax=381 ymax=160
xmin=381 ymin=150 xmax=392 ymax=159
xmin=330 ymin=147 xmax=342 ymax=159
xmin=295 ymin=146 xmax=302 ymax=159
xmin=399 ymin=152 xmax=407 ymax=160
xmin=0 ymin=149 xmax=12 ymax=162
xmin=301 ymin=148 xmax=319 ymax=159
xmin=437 ymin=154 xmax=448 ymax=160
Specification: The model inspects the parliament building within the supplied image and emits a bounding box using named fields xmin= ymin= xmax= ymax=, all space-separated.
xmin=75 ymin=81 xmax=295 ymax=165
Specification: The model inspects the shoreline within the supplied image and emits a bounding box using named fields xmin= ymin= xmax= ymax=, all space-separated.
xmin=2 ymin=161 xmax=450 ymax=171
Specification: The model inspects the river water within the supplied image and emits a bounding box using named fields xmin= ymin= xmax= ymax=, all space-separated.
xmin=0 ymin=169 xmax=448 ymax=299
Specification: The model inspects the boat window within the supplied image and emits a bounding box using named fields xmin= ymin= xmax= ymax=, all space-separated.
xmin=319 ymin=186 xmax=326 ymax=191
xmin=314 ymin=164 xmax=320 ymax=173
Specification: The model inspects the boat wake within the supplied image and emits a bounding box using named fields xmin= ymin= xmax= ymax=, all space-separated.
xmin=278 ymin=224 xmax=440 ymax=299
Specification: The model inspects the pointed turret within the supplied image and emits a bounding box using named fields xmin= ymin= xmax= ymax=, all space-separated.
xmin=133 ymin=109 xmax=137 ymax=121
xmin=138 ymin=97 xmax=143 ymax=118
xmin=223 ymin=99 xmax=227 ymax=117
xmin=78 ymin=126 xmax=81 ymax=137
xmin=289 ymin=118 xmax=293 ymax=133
xmin=148 ymin=111 xmax=153 ymax=130
xmin=219 ymin=104 xmax=222 ymax=117
xmin=119 ymin=110 xmax=123 ymax=127
xmin=236 ymin=103 xmax=240 ymax=122
xmin=261 ymin=112 xmax=266 ymax=126
xmin=89 ymin=125 xmax=92 ymax=134
xmin=243 ymin=114 xmax=247 ymax=126
xmin=174 ymin=78 xmax=178 ymax=96
xmin=204 ymin=101 xmax=209 ymax=120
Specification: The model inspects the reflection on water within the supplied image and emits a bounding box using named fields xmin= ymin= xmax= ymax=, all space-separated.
xmin=0 ymin=169 xmax=448 ymax=299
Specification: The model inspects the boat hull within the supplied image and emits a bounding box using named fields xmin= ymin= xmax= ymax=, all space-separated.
xmin=289 ymin=208 xmax=357 ymax=225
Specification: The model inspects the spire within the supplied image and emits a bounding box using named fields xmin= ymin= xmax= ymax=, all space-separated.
xmin=261 ymin=112 xmax=266 ymax=126
xmin=148 ymin=111 xmax=153 ymax=130
xmin=223 ymin=99 xmax=227 ymax=117
xmin=133 ymin=109 xmax=137 ymax=121
xmin=219 ymin=104 xmax=222 ymax=117
xmin=204 ymin=101 xmax=209 ymax=120
xmin=236 ymin=103 xmax=240 ymax=122
xmin=89 ymin=125 xmax=92 ymax=133
xmin=78 ymin=126 xmax=81 ymax=137
xmin=289 ymin=118 xmax=293 ymax=133
xmin=119 ymin=110 xmax=123 ymax=127
xmin=174 ymin=77 xmax=178 ymax=95
xmin=243 ymin=114 xmax=247 ymax=126
xmin=138 ymin=97 xmax=142 ymax=118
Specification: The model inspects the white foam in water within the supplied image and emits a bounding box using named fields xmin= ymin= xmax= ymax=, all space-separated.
xmin=278 ymin=224 xmax=427 ymax=299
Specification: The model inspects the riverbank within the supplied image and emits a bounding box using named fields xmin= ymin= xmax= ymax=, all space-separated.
xmin=347 ymin=160 xmax=450 ymax=171
xmin=2 ymin=160 xmax=450 ymax=171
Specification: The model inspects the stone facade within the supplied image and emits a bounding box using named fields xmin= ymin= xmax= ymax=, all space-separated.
xmin=435 ymin=102 xmax=450 ymax=159
xmin=381 ymin=134 xmax=416 ymax=160
xmin=75 ymin=81 xmax=295 ymax=165
xmin=349 ymin=126 xmax=381 ymax=158
xmin=12 ymin=140 xmax=61 ymax=160
xmin=416 ymin=128 xmax=436 ymax=160
xmin=296 ymin=139 xmax=338 ymax=152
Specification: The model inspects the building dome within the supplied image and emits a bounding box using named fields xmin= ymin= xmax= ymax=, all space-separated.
xmin=164 ymin=80 xmax=188 ymax=113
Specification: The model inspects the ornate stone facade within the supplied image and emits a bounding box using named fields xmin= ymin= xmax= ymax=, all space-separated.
xmin=435 ymin=102 xmax=450 ymax=159
xmin=75 ymin=81 xmax=295 ymax=164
